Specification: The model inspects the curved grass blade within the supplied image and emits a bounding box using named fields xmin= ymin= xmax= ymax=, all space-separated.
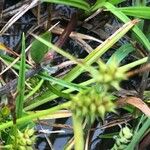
xmin=92 ymin=0 xmax=124 ymax=11
xmin=107 ymin=43 xmax=135 ymax=65
xmin=103 ymin=2 xmax=150 ymax=51
xmin=0 ymin=101 xmax=71 ymax=131
xmin=39 ymin=72 xmax=87 ymax=91
xmin=42 ymin=0 xmax=90 ymax=11
xmin=24 ymin=79 xmax=44 ymax=101
xmin=48 ymin=83 xmax=70 ymax=99
xmin=116 ymin=7 xmax=150 ymax=19
xmin=27 ymin=20 xmax=138 ymax=110
xmin=126 ymin=117 xmax=150 ymax=150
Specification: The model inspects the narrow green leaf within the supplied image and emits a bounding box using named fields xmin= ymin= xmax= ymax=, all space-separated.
xmin=117 ymin=7 xmax=150 ymax=19
xmin=42 ymin=0 xmax=90 ymax=11
xmin=48 ymin=83 xmax=70 ymax=99
xmin=126 ymin=117 xmax=150 ymax=150
xmin=16 ymin=33 xmax=26 ymax=118
xmin=0 ymin=102 xmax=71 ymax=131
xmin=39 ymin=73 xmax=87 ymax=91
xmin=107 ymin=43 xmax=135 ymax=65
xmin=91 ymin=0 xmax=124 ymax=11
xmin=63 ymin=19 xmax=138 ymax=82
xmin=0 ymin=53 xmax=31 ymax=70
xmin=27 ymin=19 xmax=137 ymax=110
xmin=104 ymin=2 xmax=150 ymax=51
xmin=24 ymin=79 xmax=44 ymax=101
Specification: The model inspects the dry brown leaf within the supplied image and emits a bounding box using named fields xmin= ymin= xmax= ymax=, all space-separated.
xmin=117 ymin=96 xmax=150 ymax=117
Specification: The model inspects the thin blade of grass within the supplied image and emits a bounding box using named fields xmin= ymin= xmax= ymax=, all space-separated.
xmin=103 ymin=2 xmax=150 ymax=50
xmin=63 ymin=19 xmax=138 ymax=82
xmin=107 ymin=43 xmax=135 ymax=65
xmin=32 ymin=19 xmax=138 ymax=82
xmin=91 ymin=0 xmax=125 ymax=11
xmin=27 ymin=19 xmax=138 ymax=110
xmin=42 ymin=0 xmax=90 ymax=11
xmin=16 ymin=33 xmax=26 ymax=118
xmin=126 ymin=117 xmax=150 ymax=150
xmin=117 ymin=7 xmax=150 ymax=19
xmin=0 ymin=101 xmax=71 ymax=131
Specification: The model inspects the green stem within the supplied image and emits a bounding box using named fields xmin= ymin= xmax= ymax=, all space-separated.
xmin=24 ymin=78 xmax=95 ymax=111
xmin=72 ymin=114 xmax=84 ymax=150
xmin=25 ymin=79 xmax=44 ymax=101
xmin=25 ymin=56 xmax=148 ymax=111
xmin=0 ymin=102 xmax=71 ymax=131
xmin=119 ymin=56 xmax=148 ymax=71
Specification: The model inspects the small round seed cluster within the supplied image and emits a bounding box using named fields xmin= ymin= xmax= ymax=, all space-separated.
xmin=96 ymin=61 xmax=126 ymax=89
xmin=10 ymin=127 xmax=35 ymax=150
xmin=71 ymin=88 xmax=115 ymax=122
xmin=111 ymin=126 xmax=133 ymax=150
xmin=0 ymin=105 xmax=10 ymax=122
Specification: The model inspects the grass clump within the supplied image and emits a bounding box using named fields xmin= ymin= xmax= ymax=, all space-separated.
xmin=0 ymin=0 xmax=150 ymax=149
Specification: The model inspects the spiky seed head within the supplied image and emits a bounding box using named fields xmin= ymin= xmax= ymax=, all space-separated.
xmin=70 ymin=88 xmax=116 ymax=122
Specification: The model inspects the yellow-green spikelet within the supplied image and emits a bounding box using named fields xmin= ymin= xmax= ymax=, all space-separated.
xmin=71 ymin=88 xmax=115 ymax=122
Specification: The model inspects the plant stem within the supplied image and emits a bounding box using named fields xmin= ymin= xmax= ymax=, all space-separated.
xmin=72 ymin=114 xmax=84 ymax=150
xmin=0 ymin=101 xmax=71 ymax=131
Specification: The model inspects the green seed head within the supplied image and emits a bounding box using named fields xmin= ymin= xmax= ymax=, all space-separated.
xmin=10 ymin=127 xmax=36 ymax=149
xmin=96 ymin=61 xmax=126 ymax=89
xmin=70 ymin=88 xmax=116 ymax=122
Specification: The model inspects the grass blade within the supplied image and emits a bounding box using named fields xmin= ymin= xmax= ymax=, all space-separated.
xmin=16 ymin=33 xmax=26 ymax=118
xmin=27 ymin=19 xmax=138 ymax=110
xmin=117 ymin=7 xmax=150 ymax=19
xmin=103 ymin=2 xmax=150 ymax=50
xmin=107 ymin=43 xmax=135 ymax=65
xmin=42 ymin=0 xmax=90 ymax=11
xmin=126 ymin=117 xmax=150 ymax=150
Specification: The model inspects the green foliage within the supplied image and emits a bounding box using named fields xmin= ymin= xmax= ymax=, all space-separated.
xmin=16 ymin=33 xmax=26 ymax=118
xmin=103 ymin=2 xmax=150 ymax=50
xmin=111 ymin=126 xmax=133 ymax=150
xmin=8 ymin=127 xmax=35 ymax=150
xmin=30 ymin=32 xmax=51 ymax=63
xmin=126 ymin=116 xmax=150 ymax=150
xmin=71 ymin=88 xmax=115 ymax=123
xmin=1 ymin=0 xmax=150 ymax=149
xmin=107 ymin=43 xmax=135 ymax=65
xmin=41 ymin=0 xmax=90 ymax=11
xmin=117 ymin=7 xmax=150 ymax=19
xmin=27 ymin=19 xmax=136 ymax=111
